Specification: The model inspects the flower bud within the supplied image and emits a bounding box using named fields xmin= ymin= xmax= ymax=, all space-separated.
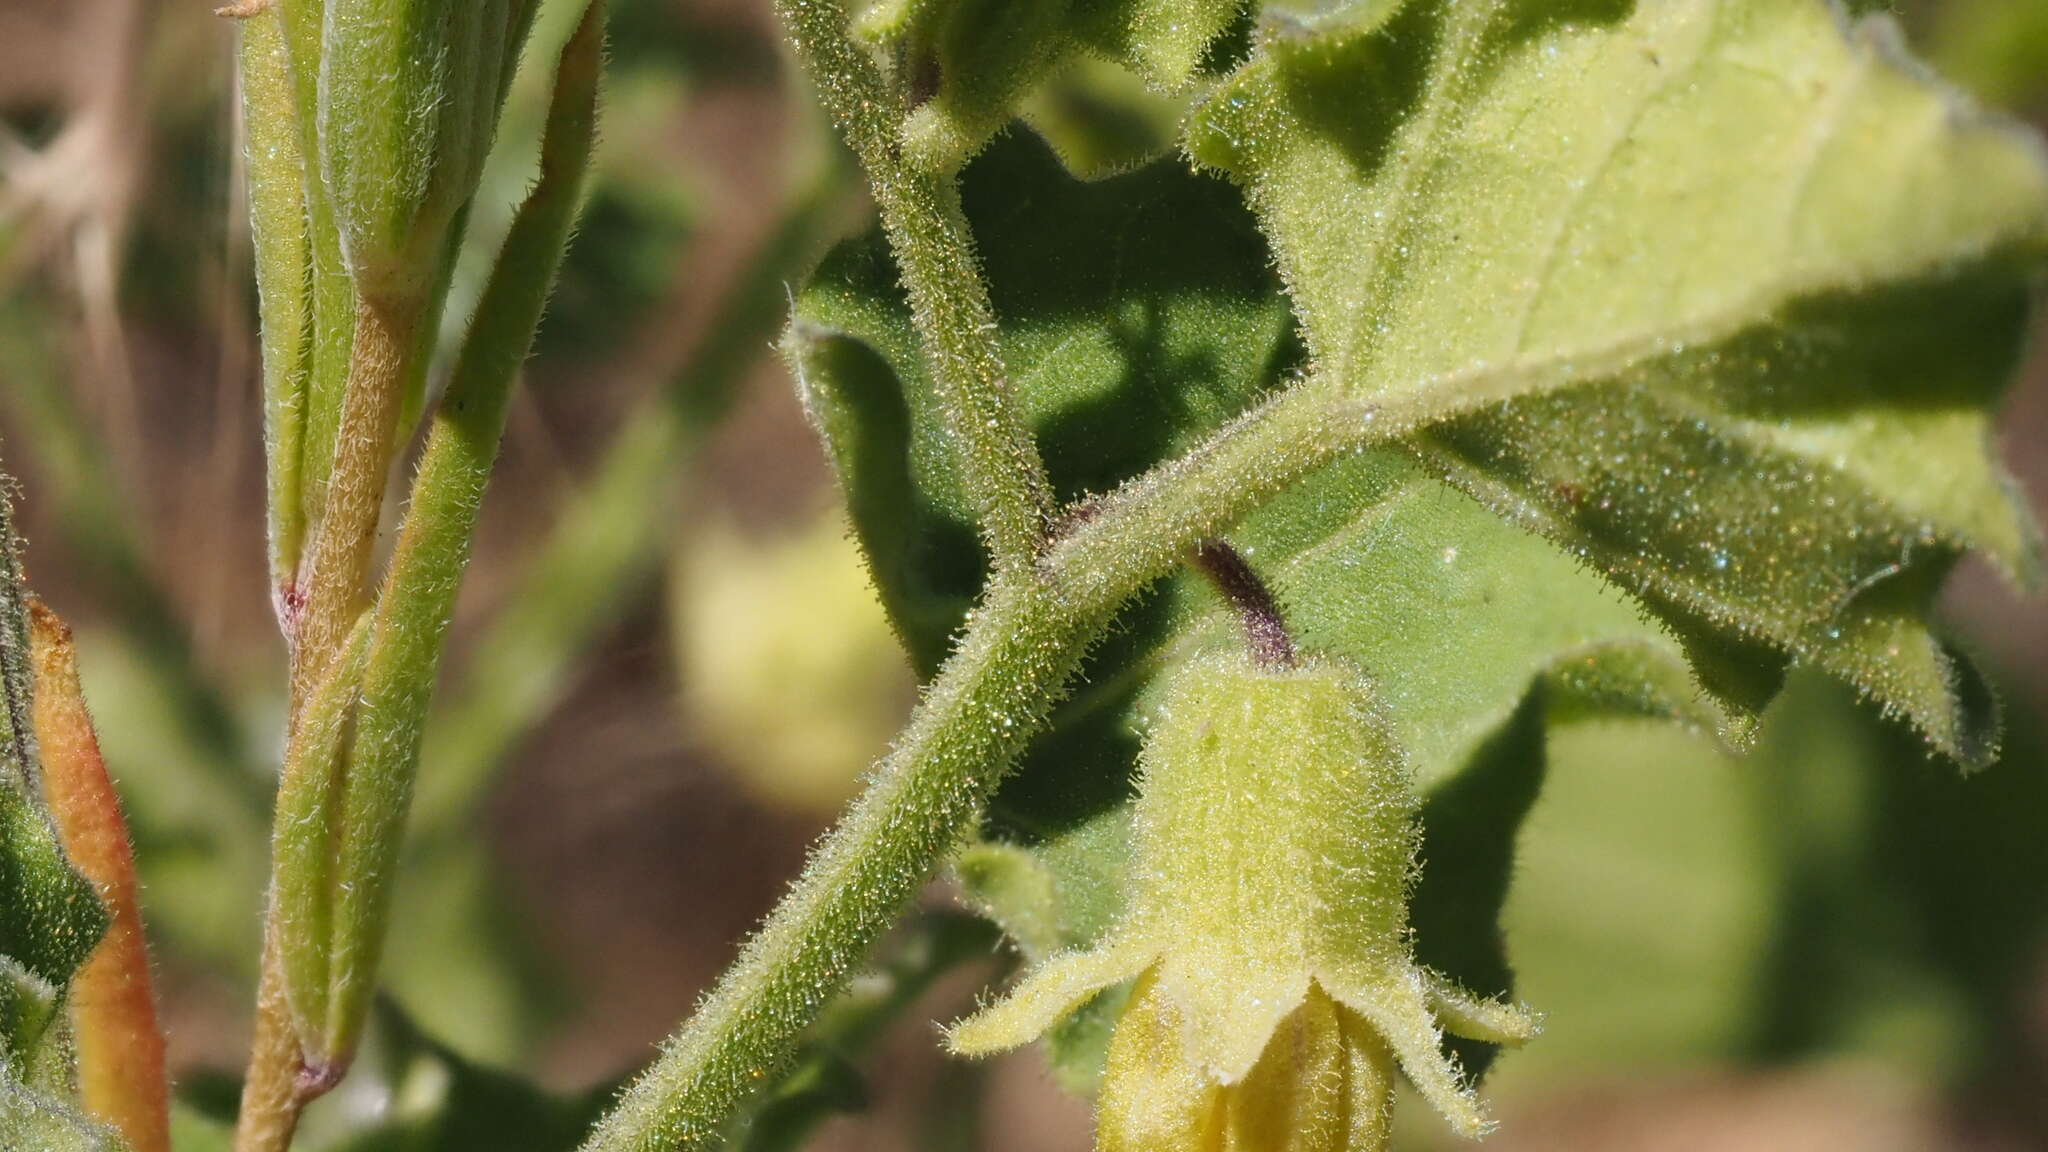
xmin=950 ymin=648 xmax=1540 ymax=1148
xmin=320 ymin=0 xmax=539 ymax=305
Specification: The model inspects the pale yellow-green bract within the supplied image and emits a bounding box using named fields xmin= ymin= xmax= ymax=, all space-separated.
xmin=949 ymin=651 xmax=1538 ymax=1148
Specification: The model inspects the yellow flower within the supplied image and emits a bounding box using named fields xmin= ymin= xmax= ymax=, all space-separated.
xmin=948 ymin=650 xmax=1538 ymax=1148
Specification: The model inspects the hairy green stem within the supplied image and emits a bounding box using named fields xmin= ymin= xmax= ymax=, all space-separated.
xmin=584 ymin=571 xmax=1095 ymax=1152
xmin=731 ymin=912 xmax=1002 ymax=1152
xmin=776 ymin=0 xmax=1052 ymax=570
xmin=320 ymin=7 xmax=599 ymax=1055
xmin=576 ymin=2 xmax=1749 ymax=1145
xmin=580 ymin=380 xmax=1381 ymax=1152
xmin=287 ymin=292 xmax=416 ymax=714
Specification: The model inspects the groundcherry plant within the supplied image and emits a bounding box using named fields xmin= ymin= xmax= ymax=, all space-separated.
xmin=3 ymin=0 xmax=2048 ymax=1150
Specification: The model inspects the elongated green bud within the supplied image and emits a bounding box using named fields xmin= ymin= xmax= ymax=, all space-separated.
xmin=238 ymin=7 xmax=314 ymax=593
xmin=269 ymin=611 xmax=371 ymax=1061
xmin=319 ymin=0 xmax=540 ymax=306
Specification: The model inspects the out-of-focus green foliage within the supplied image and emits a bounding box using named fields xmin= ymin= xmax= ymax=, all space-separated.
xmin=1490 ymin=668 xmax=2048 ymax=1089
xmin=1929 ymin=0 xmax=2048 ymax=111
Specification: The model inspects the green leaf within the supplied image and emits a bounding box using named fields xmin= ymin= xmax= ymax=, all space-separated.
xmin=0 ymin=794 xmax=105 ymax=1001
xmin=1183 ymin=0 xmax=2047 ymax=762
xmin=0 ymin=957 xmax=59 ymax=1061
xmin=0 ymin=463 xmax=108 ymax=995
xmin=0 ymin=1062 xmax=125 ymax=1152
xmin=793 ymin=131 xmax=1302 ymax=671
xmin=1018 ymin=57 xmax=1191 ymax=180
xmin=791 ymin=134 xmax=1773 ymax=836
xmin=797 ymin=147 xmax=1728 ymax=1106
xmin=1189 ymin=0 xmax=2047 ymax=410
xmin=1929 ymin=0 xmax=2048 ymax=110
xmin=1407 ymin=686 xmax=1549 ymax=1079
xmin=0 ymin=464 xmax=117 ymax=1150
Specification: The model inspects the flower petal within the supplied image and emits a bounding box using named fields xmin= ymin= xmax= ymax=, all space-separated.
xmin=1098 ymin=970 xmax=1222 ymax=1152
xmin=1225 ymin=985 xmax=1350 ymax=1152
xmin=1338 ymin=1012 xmax=1398 ymax=1151
xmin=1153 ymin=955 xmax=1313 ymax=1084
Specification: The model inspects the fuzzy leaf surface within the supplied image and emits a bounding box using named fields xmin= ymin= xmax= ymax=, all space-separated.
xmin=0 ymin=1063 xmax=125 ymax=1152
xmin=1188 ymin=0 xmax=2047 ymax=760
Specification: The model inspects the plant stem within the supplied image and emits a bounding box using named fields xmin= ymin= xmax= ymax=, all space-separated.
xmin=776 ymin=0 xmax=1052 ymax=571
xmin=588 ymin=6 xmax=1640 ymax=1144
xmin=232 ymin=940 xmax=306 ymax=1152
xmin=237 ymin=11 xmax=604 ymax=1143
xmin=1190 ymin=539 xmax=1296 ymax=668
xmin=288 ymin=293 xmax=415 ymax=714
xmin=319 ymin=15 xmax=600 ymax=1050
xmin=584 ymin=572 xmax=1096 ymax=1152
xmin=580 ymin=383 xmax=1378 ymax=1152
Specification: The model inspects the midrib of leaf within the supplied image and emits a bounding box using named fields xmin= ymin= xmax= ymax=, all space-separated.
xmin=1330 ymin=0 xmax=1503 ymax=384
